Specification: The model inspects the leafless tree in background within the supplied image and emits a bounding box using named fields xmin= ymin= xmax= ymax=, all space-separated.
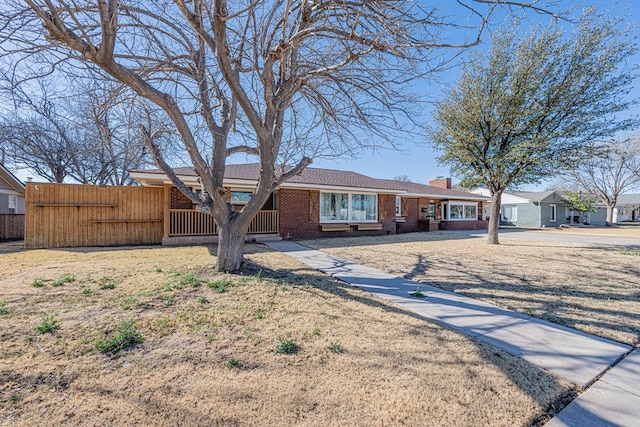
xmin=0 ymin=76 xmax=161 ymax=184
xmin=569 ymin=137 xmax=640 ymax=225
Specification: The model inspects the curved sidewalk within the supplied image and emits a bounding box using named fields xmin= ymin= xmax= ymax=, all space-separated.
xmin=266 ymin=240 xmax=639 ymax=426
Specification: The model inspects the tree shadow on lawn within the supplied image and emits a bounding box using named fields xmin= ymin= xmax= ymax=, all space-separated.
xmin=402 ymin=251 xmax=640 ymax=346
xmin=299 ymin=231 xmax=475 ymax=250
xmin=237 ymin=258 xmax=577 ymax=426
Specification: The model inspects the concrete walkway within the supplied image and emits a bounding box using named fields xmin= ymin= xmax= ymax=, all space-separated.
xmin=265 ymin=240 xmax=638 ymax=426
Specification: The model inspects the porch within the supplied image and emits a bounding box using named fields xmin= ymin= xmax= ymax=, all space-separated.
xmin=162 ymin=185 xmax=280 ymax=245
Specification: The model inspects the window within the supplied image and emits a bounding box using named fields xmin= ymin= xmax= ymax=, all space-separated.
xmin=320 ymin=193 xmax=348 ymax=221
xmin=230 ymin=191 xmax=253 ymax=204
xmin=428 ymin=203 xmax=435 ymax=219
xmin=550 ymin=204 xmax=557 ymax=222
xmin=395 ymin=196 xmax=401 ymax=216
xmin=445 ymin=202 xmax=477 ymax=221
xmin=501 ymin=205 xmax=518 ymax=222
xmin=8 ymin=195 xmax=17 ymax=210
xmin=320 ymin=192 xmax=377 ymax=222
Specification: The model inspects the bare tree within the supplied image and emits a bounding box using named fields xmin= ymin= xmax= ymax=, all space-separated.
xmin=0 ymin=76 xmax=158 ymax=184
xmin=568 ymin=137 xmax=640 ymax=225
xmin=1 ymin=0 xmax=564 ymax=271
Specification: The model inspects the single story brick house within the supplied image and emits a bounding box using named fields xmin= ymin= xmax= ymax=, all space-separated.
xmin=471 ymin=188 xmax=607 ymax=228
xmin=130 ymin=164 xmax=489 ymax=243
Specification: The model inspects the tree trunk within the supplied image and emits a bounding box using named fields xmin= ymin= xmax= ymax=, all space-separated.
xmin=606 ymin=203 xmax=615 ymax=226
xmin=215 ymin=218 xmax=249 ymax=272
xmin=487 ymin=191 xmax=503 ymax=244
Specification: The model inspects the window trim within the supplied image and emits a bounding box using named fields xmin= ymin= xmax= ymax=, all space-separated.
xmin=445 ymin=201 xmax=478 ymax=221
xmin=320 ymin=192 xmax=378 ymax=223
xmin=395 ymin=196 xmax=401 ymax=216
xmin=550 ymin=203 xmax=557 ymax=222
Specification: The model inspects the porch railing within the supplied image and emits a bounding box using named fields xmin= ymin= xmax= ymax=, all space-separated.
xmin=169 ymin=209 xmax=278 ymax=236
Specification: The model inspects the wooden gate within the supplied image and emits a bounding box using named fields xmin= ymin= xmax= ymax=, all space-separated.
xmin=25 ymin=183 xmax=164 ymax=248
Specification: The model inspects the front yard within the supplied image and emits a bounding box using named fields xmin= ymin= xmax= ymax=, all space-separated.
xmin=301 ymin=231 xmax=640 ymax=346
xmin=0 ymin=244 xmax=571 ymax=426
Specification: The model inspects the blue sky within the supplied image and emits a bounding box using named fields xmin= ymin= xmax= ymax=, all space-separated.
xmin=312 ymin=0 xmax=640 ymax=190
xmin=9 ymin=1 xmax=639 ymax=189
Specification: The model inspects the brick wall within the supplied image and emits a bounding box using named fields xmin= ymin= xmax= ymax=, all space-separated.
xmin=439 ymin=220 xmax=489 ymax=230
xmin=171 ymin=187 xmax=193 ymax=209
xmin=397 ymin=198 xmax=419 ymax=233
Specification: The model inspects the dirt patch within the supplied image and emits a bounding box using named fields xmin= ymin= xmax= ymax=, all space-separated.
xmin=0 ymin=244 xmax=571 ymax=426
xmin=301 ymin=232 xmax=640 ymax=346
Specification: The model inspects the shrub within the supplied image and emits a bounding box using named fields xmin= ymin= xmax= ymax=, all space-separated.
xmin=95 ymin=321 xmax=144 ymax=354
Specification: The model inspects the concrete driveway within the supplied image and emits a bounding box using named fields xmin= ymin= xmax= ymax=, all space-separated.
xmin=446 ymin=229 xmax=640 ymax=248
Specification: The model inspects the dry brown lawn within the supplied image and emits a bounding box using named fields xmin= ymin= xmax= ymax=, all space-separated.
xmin=543 ymin=223 xmax=640 ymax=238
xmin=0 ymin=244 xmax=571 ymax=426
xmin=301 ymin=232 xmax=640 ymax=346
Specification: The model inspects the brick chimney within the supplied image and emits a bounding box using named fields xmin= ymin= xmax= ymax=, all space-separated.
xmin=429 ymin=177 xmax=451 ymax=189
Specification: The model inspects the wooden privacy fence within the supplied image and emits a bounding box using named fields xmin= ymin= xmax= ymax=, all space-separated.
xmin=25 ymin=183 xmax=164 ymax=248
xmin=0 ymin=214 xmax=24 ymax=240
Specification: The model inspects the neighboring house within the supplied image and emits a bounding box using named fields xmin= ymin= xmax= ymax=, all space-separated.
xmin=471 ymin=188 xmax=607 ymax=228
xmin=0 ymin=164 xmax=26 ymax=214
xmin=614 ymin=194 xmax=640 ymax=222
xmin=130 ymin=164 xmax=489 ymax=243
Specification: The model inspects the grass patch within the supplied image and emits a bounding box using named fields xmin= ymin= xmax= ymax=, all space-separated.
xmin=95 ymin=320 xmax=144 ymax=354
xmin=51 ymin=274 xmax=75 ymax=287
xmin=99 ymin=276 xmax=118 ymax=289
xmin=275 ymin=335 xmax=298 ymax=354
xmin=619 ymin=247 xmax=640 ymax=256
xmin=35 ymin=313 xmax=60 ymax=334
xmin=207 ymin=277 xmax=234 ymax=293
xmin=0 ymin=301 xmax=11 ymax=315
xmin=178 ymin=272 xmax=205 ymax=288
xmin=31 ymin=278 xmax=45 ymax=288
xmin=226 ymin=356 xmax=242 ymax=369
xmin=409 ymin=286 xmax=426 ymax=298
xmin=328 ymin=341 xmax=344 ymax=353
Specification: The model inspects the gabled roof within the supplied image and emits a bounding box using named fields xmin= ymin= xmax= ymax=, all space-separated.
xmin=617 ymin=193 xmax=640 ymax=205
xmin=0 ymin=164 xmax=26 ymax=194
xmin=130 ymin=163 xmax=488 ymax=201
xmin=508 ymin=190 xmax=562 ymax=203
